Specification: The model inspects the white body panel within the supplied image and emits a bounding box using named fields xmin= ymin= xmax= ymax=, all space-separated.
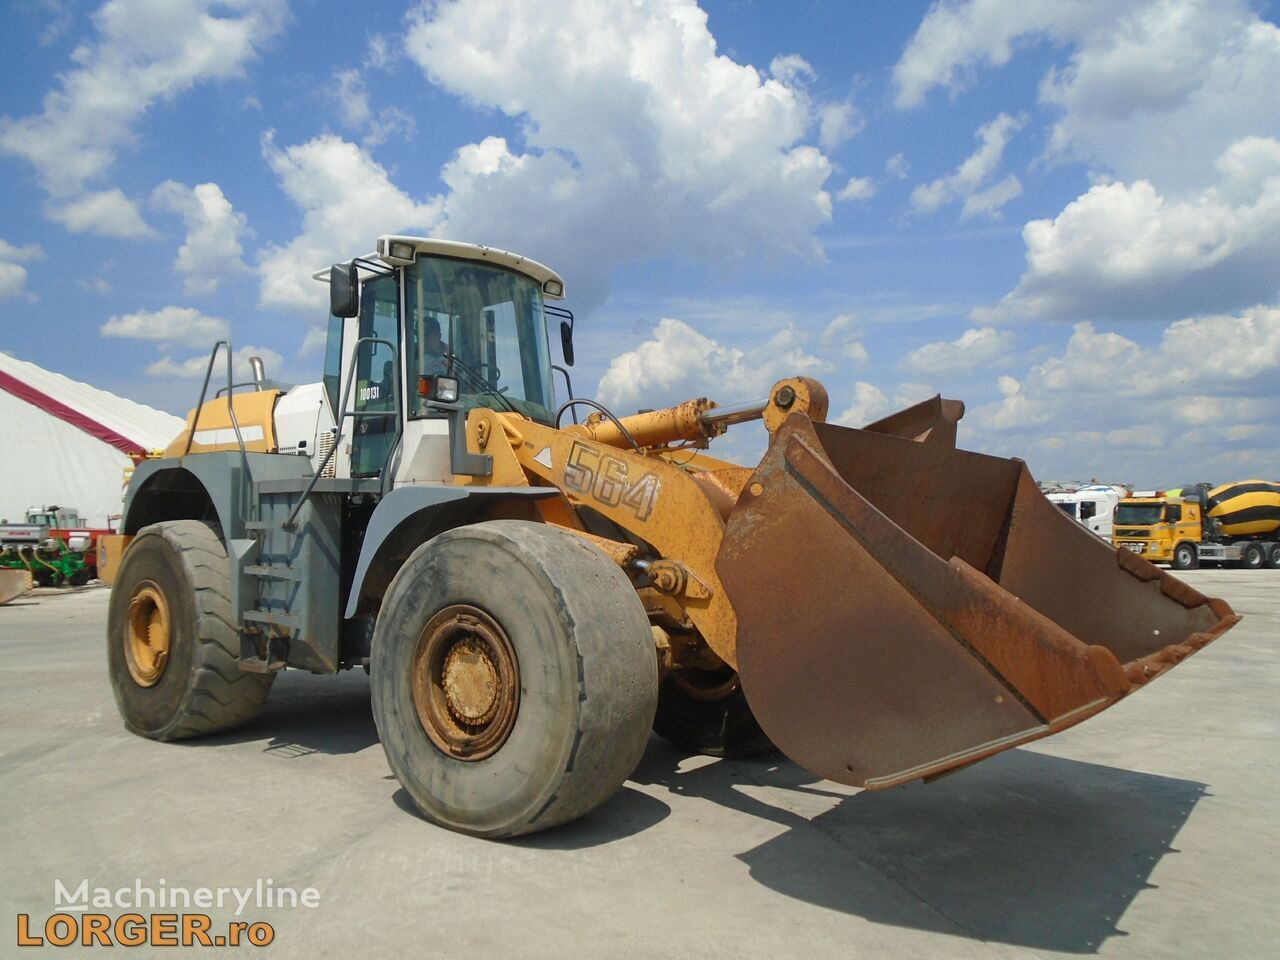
xmin=1047 ymin=485 xmax=1124 ymax=538
xmin=273 ymin=382 xmax=337 ymax=476
xmin=393 ymin=418 xmax=454 ymax=485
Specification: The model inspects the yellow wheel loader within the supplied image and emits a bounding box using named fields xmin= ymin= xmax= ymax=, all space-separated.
xmin=102 ymin=236 xmax=1239 ymax=837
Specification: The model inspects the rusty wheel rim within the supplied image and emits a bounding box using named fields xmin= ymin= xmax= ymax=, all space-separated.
xmin=124 ymin=582 xmax=171 ymax=687
xmin=411 ymin=605 xmax=519 ymax=761
xmin=671 ymin=664 xmax=741 ymax=703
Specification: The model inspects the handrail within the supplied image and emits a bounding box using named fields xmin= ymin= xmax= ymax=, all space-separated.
xmin=551 ymin=364 xmax=578 ymax=424
xmin=182 ymin=340 xmax=253 ymax=522
xmin=286 ymin=337 xmax=399 ymax=529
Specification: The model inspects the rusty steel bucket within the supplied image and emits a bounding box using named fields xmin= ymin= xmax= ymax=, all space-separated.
xmin=716 ymin=403 xmax=1238 ymax=789
xmin=0 ymin=569 xmax=30 ymax=605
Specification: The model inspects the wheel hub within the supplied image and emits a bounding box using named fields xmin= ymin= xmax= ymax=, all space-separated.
xmin=124 ymin=582 xmax=171 ymax=687
xmin=442 ymin=640 xmax=500 ymax=725
xmin=411 ymin=605 xmax=519 ymax=761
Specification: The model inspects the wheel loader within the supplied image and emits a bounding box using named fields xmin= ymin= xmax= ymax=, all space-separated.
xmin=102 ymin=236 xmax=1239 ymax=837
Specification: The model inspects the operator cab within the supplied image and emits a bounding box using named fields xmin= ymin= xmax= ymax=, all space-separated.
xmin=317 ymin=237 xmax=571 ymax=484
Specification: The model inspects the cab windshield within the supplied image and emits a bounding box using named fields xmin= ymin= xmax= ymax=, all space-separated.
xmin=1115 ymin=503 xmax=1163 ymax=525
xmin=404 ymin=257 xmax=555 ymax=423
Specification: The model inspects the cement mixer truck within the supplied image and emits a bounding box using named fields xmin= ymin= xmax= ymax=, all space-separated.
xmin=1112 ymin=480 xmax=1280 ymax=570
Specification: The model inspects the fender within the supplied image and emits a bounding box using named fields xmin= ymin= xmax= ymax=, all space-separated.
xmin=123 ymin=453 xmax=313 ymax=537
xmin=344 ymin=484 xmax=558 ymax=619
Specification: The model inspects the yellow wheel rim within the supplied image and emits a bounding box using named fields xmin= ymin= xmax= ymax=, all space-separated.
xmin=124 ymin=582 xmax=172 ymax=687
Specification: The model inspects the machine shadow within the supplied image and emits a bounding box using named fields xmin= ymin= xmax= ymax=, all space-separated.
xmin=389 ymin=784 xmax=673 ymax=848
xmin=632 ymin=742 xmax=1206 ymax=954
xmin=194 ymin=669 xmax=379 ymax=757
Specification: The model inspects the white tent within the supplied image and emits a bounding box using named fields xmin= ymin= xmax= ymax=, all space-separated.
xmin=0 ymin=354 xmax=185 ymax=529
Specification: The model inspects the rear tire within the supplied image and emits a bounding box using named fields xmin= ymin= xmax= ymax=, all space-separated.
xmin=654 ymin=666 xmax=775 ymax=758
xmin=1242 ymin=543 xmax=1266 ymax=569
xmin=107 ymin=521 xmax=273 ymax=740
xmin=1172 ymin=543 xmax=1198 ymax=571
xmin=370 ymin=521 xmax=658 ymax=838
xmin=1268 ymin=544 xmax=1280 ymax=569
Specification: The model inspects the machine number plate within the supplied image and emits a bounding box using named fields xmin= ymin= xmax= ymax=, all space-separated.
xmin=563 ymin=441 xmax=661 ymax=521
xmin=1122 ymin=541 xmax=1146 ymax=551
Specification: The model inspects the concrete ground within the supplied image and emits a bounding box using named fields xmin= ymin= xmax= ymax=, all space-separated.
xmin=1 ymin=569 xmax=1276 ymax=959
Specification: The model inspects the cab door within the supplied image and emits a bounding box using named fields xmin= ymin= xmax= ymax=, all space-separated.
xmin=350 ymin=273 xmax=401 ymax=478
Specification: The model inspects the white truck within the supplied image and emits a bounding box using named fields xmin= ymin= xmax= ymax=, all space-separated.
xmin=1044 ymin=484 xmax=1127 ymax=539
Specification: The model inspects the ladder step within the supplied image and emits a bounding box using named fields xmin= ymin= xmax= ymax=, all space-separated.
xmin=239 ymin=657 xmax=287 ymax=673
xmin=244 ymin=564 xmax=301 ymax=581
xmin=243 ymin=521 xmax=274 ymax=531
xmin=242 ymin=609 xmax=301 ymax=630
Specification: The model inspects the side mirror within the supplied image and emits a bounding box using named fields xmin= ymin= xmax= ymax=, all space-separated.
xmin=330 ymin=262 xmax=360 ymax=318
xmin=559 ymin=319 xmax=575 ymax=367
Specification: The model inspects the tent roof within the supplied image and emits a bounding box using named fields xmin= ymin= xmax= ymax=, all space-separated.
xmin=0 ymin=353 xmax=184 ymax=456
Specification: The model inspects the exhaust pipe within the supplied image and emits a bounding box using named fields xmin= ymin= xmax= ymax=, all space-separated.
xmin=249 ymin=355 xmax=266 ymax=386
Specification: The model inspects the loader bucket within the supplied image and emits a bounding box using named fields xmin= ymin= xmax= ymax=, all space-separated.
xmin=716 ymin=410 xmax=1239 ymax=789
xmin=0 ymin=569 xmax=30 ymax=605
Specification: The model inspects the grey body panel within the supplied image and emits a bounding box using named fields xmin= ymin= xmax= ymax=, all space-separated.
xmin=124 ymin=453 xmax=316 ymax=539
xmin=122 ymin=455 xmax=557 ymax=671
xmin=343 ymin=484 xmax=558 ymax=619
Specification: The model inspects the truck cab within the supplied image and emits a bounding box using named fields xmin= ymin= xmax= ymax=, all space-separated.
xmin=1113 ymin=496 xmax=1203 ymax=566
xmin=1046 ymin=485 xmax=1122 ymax=538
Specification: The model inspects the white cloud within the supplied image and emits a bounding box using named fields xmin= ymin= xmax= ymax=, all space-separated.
xmin=833 ymin=382 xmax=890 ymax=427
xmin=0 ymin=239 xmax=44 ymax=262
xmin=334 ymin=69 xmax=371 ymax=129
xmin=0 ymin=0 xmax=287 ymax=237
xmin=79 ymin=276 xmax=114 ymax=295
xmin=404 ymin=0 xmax=835 ymax=312
xmin=146 ymin=344 xmax=284 ymax=380
xmin=902 ymin=326 xmax=1015 ymax=375
xmin=893 ymin=0 xmax=1109 ymax=111
xmin=836 ymin=176 xmax=876 ymax=202
xmin=331 ymin=68 xmax=414 ymax=147
xmin=0 ymin=263 xmax=30 ymax=301
xmin=152 ymin=181 xmax=250 ymax=295
xmin=911 ymin=112 xmax=1024 ymax=219
xmin=257 ymin=133 xmax=442 ymax=311
xmin=978 ymin=137 xmax=1280 ymax=322
xmin=818 ymin=101 xmax=864 ymax=153
xmin=0 ymin=0 xmax=287 ymax=194
xmin=596 ymin=317 xmax=829 ymax=413
xmin=299 ymin=327 xmax=328 ymax=357
xmin=820 ymin=313 xmax=869 ymax=362
xmin=906 ymin=2 xmax=1280 ymax=324
xmin=101 ymin=306 xmax=230 ymax=347
xmin=46 ymin=189 xmax=155 ymax=238
xmin=968 ymin=305 xmax=1280 ymax=481
xmin=0 ymin=240 xmax=44 ymax=300
xmin=895 ymin=1 xmax=1280 ymax=190
xmin=885 ymin=153 xmax=909 ymax=180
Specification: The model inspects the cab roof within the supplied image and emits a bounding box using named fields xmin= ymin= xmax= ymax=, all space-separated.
xmin=312 ymin=236 xmax=566 ymax=300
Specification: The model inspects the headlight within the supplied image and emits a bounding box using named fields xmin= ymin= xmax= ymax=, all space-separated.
xmin=418 ymin=375 xmax=459 ymax=403
xmin=434 ymin=376 xmax=459 ymax=403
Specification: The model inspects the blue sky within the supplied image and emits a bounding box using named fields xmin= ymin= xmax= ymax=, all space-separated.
xmin=2 ymin=0 xmax=1278 ymax=486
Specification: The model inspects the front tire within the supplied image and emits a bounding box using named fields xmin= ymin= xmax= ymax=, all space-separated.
xmin=371 ymin=521 xmax=658 ymax=838
xmin=1172 ymin=543 xmax=1198 ymax=571
xmin=107 ymin=521 xmax=273 ymax=740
